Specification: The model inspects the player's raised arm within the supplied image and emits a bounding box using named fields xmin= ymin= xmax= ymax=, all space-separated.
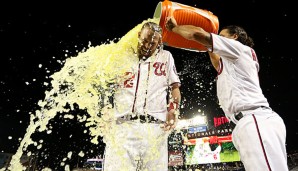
xmin=165 ymin=16 xmax=212 ymax=48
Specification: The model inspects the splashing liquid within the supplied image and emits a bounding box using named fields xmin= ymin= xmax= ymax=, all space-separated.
xmin=4 ymin=18 xmax=159 ymax=171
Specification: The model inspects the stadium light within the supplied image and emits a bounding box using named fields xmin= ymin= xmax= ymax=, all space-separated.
xmin=192 ymin=115 xmax=207 ymax=125
xmin=176 ymin=119 xmax=188 ymax=129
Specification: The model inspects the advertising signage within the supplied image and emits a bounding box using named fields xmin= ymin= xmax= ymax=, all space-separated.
xmin=168 ymin=151 xmax=184 ymax=166
xmin=188 ymin=125 xmax=207 ymax=134
xmin=187 ymin=128 xmax=233 ymax=139
xmin=184 ymin=135 xmax=240 ymax=164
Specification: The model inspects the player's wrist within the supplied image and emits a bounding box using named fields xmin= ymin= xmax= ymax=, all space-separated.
xmin=168 ymin=101 xmax=180 ymax=112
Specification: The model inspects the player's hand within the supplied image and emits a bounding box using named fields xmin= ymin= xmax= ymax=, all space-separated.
xmin=165 ymin=16 xmax=177 ymax=31
xmin=161 ymin=109 xmax=178 ymax=131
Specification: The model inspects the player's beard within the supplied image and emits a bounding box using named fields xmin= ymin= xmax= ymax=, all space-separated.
xmin=138 ymin=46 xmax=160 ymax=60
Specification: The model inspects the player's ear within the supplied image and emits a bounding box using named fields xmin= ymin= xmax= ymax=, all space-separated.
xmin=157 ymin=42 xmax=163 ymax=51
xmin=232 ymin=34 xmax=238 ymax=40
xmin=158 ymin=38 xmax=162 ymax=47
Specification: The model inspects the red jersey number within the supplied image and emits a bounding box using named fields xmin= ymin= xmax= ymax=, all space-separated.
xmin=123 ymin=72 xmax=135 ymax=88
xmin=153 ymin=62 xmax=166 ymax=76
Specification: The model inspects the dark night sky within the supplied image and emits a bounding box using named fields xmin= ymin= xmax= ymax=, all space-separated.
xmin=0 ymin=0 xmax=297 ymax=169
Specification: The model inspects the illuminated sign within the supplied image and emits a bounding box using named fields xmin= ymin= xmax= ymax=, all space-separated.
xmin=213 ymin=116 xmax=229 ymax=127
xmin=168 ymin=151 xmax=184 ymax=166
xmin=184 ymin=136 xmax=240 ymax=164
xmin=188 ymin=125 xmax=207 ymax=133
xmin=187 ymin=128 xmax=232 ymax=139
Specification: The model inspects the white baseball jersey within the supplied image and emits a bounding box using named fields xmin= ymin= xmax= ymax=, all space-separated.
xmin=210 ymin=33 xmax=269 ymax=119
xmin=210 ymin=33 xmax=288 ymax=171
xmin=113 ymin=49 xmax=180 ymax=121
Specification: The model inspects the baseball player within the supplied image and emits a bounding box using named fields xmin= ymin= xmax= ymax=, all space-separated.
xmin=103 ymin=21 xmax=181 ymax=171
xmin=165 ymin=17 xmax=288 ymax=171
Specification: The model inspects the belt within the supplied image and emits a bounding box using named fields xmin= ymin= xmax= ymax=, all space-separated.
xmin=121 ymin=115 xmax=163 ymax=124
xmin=229 ymin=112 xmax=243 ymax=129
xmin=234 ymin=106 xmax=269 ymax=121
xmin=234 ymin=112 xmax=244 ymax=121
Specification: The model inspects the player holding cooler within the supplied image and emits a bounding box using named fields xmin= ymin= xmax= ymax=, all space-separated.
xmin=165 ymin=16 xmax=288 ymax=171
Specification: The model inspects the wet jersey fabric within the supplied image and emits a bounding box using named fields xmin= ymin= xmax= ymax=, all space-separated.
xmin=103 ymin=120 xmax=169 ymax=171
xmin=113 ymin=49 xmax=180 ymax=121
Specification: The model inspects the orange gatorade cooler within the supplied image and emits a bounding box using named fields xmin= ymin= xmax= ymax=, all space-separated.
xmin=153 ymin=0 xmax=219 ymax=52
